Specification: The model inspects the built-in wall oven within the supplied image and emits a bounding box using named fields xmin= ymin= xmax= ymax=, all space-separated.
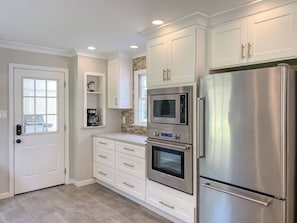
xmin=147 ymin=86 xmax=193 ymax=194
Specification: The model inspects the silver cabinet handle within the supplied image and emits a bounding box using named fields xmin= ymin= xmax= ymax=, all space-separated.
xmin=123 ymin=147 xmax=134 ymax=152
xmin=248 ymin=42 xmax=252 ymax=58
xmin=123 ymin=162 xmax=134 ymax=168
xmin=162 ymin=69 xmax=166 ymax=81
xmin=98 ymin=142 xmax=107 ymax=145
xmin=146 ymin=139 xmax=191 ymax=151
xmin=197 ymin=98 xmax=205 ymax=158
xmin=159 ymin=201 xmax=175 ymax=209
xmin=98 ymin=171 xmax=107 ymax=176
xmin=203 ymin=183 xmax=271 ymax=207
xmin=167 ymin=69 xmax=170 ymax=80
xmin=99 ymin=155 xmax=107 ymax=159
xmin=123 ymin=182 xmax=134 ymax=188
xmin=241 ymin=44 xmax=245 ymax=59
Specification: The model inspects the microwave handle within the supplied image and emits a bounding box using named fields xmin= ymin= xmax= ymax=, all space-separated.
xmin=197 ymin=98 xmax=205 ymax=158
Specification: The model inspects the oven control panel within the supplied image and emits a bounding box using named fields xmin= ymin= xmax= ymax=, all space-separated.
xmin=153 ymin=131 xmax=181 ymax=140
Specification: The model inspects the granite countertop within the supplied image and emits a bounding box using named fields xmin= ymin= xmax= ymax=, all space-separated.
xmin=93 ymin=132 xmax=147 ymax=146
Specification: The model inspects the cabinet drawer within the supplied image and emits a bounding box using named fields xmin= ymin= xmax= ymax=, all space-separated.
xmin=146 ymin=186 xmax=194 ymax=223
xmin=93 ymin=147 xmax=115 ymax=168
xmin=93 ymin=163 xmax=115 ymax=185
xmin=115 ymin=170 xmax=146 ymax=201
xmin=93 ymin=137 xmax=115 ymax=150
xmin=116 ymin=142 xmax=145 ymax=159
xmin=116 ymin=153 xmax=145 ymax=179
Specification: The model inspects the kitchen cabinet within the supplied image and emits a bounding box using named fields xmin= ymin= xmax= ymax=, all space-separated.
xmin=208 ymin=2 xmax=297 ymax=69
xmin=146 ymin=180 xmax=195 ymax=223
xmin=115 ymin=142 xmax=146 ymax=201
xmin=93 ymin=136 xmax=146 ymax=201
xmin=83 ymin=72 xmax=106 ymax=128
xmin=93 ymin=137 xmax=115 ymax=185
xmin=107 ymin=57 xmax=132 ymax=109
xmin=146 ymin=27 xmax=196 ymax=87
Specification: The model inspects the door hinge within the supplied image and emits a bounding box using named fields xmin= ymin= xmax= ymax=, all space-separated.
xmin=64 ymin=125 xmax=66 ymax=131
xmin=64 ymin=168 xmax=67 ymax=175
xmin=64 ymin=81 xmax=66 ymax=88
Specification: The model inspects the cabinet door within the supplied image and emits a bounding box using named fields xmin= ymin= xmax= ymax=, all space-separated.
xmin=146 ymin=37 xmax=168 ymax=87
xmin=248 ymin=3 xmax=297 ymax=63
xmin=208 ymin=19 xmax=247 ymax=68
xmin=107 ymin=59 xmax=119 ymax=108
xmin=168 ymin=27 xmax=196 ymax=84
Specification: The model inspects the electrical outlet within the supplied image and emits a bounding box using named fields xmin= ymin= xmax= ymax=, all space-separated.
xmin=0 ymin=110 xmax=7 ymax=119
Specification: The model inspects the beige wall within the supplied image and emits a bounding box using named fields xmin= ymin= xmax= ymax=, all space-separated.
xmin=0 ymin=48 xmax=121 ymax=194
xmin=71 ymin=55 xmax=121 ymax=181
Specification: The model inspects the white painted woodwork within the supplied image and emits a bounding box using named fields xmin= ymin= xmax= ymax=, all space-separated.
xmin=14 ymin=68 xmax=65 ymax=195
xmin=208 ymin=20 xmax=247 ymax=68
xmin=208 ymin=2 xmax=297 ymax=69
xmin=116 ymin=152 xmax=145 ymax=179
xmin=83 ymin=72 xmax=106 ymax=128
xmin=93 ymin=162 xmax=115 ymax=185
xmin=93 ymin=147 xmax=115 ymax=168
xmin=146 ymin=27 xmax=196 ymax=88
xmin=247 ymin=3 xmax=297 ymax=62
xmin=93 ymin=137 xmax=115 ymax=150
xmin=116 ymin=142 xmax=145 ymax=159
xmin=146 ymin=186 xmax=194 ymax=223
xmin=107 ymin=57 xmax=132 ymax=109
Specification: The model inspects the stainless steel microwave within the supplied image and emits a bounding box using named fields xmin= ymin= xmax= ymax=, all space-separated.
xmin=148 ymin=86 xmax=192 ymax=126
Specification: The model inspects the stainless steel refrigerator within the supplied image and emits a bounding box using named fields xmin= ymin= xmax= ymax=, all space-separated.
xmin=197 ymin=64 xmax=296 ymax=223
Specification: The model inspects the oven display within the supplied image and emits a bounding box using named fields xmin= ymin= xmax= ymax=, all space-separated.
xmin=152 ymin=146 xmax=184 ymax=179
xmin=161 ymin=133 xmax=172 ymax=138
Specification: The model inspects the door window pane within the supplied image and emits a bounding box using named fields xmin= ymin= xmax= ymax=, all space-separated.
xmin=23 ymin=79 xmax=35 ymax=96
xmin=36 ymin=80 xmax=46 ymax=97
xmin=22 ymin=79 xmax=59 ymax=134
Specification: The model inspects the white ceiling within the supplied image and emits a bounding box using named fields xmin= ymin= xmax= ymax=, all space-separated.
xmin=0 ymin=0 xmax=261 ymax=58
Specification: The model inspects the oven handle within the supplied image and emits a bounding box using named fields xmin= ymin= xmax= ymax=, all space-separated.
xmin=146 ymin=140 xmax=191 ymax=151
xmin=197 ymin=98 xmax=205 ymax=158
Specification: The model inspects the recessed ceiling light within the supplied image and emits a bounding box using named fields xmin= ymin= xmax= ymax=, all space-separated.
xmin=130 ymin=45 xmax=139 ymax=49
xmin=87 ymin=46 xmax=96 ymax=50
xmin=152 ymin=20 xmax=164 ymax=25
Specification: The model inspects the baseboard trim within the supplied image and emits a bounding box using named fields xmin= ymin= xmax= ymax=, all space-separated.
xmin=0 ymin=192 xmax=10 ymax=200
xmin=70 ymin=178 xmax=96 ymax=187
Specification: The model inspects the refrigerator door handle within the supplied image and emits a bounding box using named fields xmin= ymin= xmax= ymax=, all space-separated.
xmin=203 ymin=183 xmax=272 ymax=207
xmin=197 ymin=98 xmax=205 ymax=158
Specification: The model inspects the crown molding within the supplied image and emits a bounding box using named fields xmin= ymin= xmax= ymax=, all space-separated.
xmin=139 ymin=11 xmax=209 ymax=40
xmin=0 ymin=40 xmax=76 ymax=57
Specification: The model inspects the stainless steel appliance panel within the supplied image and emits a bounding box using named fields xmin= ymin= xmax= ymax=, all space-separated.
xmin=199 ymin=178 xmax=284 ymax=223
xmin=147 ymin=139 xmax=193 ymax=194
xmin=199 ymin=66 xmax=286 ymax=197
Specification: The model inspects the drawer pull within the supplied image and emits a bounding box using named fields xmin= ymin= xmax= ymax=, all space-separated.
xmin=123 ymin=147 xmax=134 ymax=152
xmin=123 ymin=182 xmax=134 ymax=188
xmin=123 ymin=162 xmax=134 ymax=168
xmin=159 ymin=201 xmax=175 ymax=209
xmin=98 ymin=142 xmax=107 ymax=145
xmin=99 ymin=155 xmax=107 ymax=159
xmin=98 ymin=171 xmax=107 ymax=176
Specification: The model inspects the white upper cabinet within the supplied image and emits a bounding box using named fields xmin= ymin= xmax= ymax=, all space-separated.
xmin=248 ymin=4 xmax=297 ymax=63
xmin=208 ymin=20 xmax=247 ymax=68
xmin=147 ymin=27 xmax=196 ymax=87
xmin=108 ymin=57 xmax=132 ymax=109
xmin=208 ymin=2 xmax=297 ymax=69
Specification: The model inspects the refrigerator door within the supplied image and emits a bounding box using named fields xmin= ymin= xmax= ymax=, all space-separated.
xmin=199 ymin=178 xmax=285 ymax=223
xmin=199 ymin=66 xmax=287 ymax=198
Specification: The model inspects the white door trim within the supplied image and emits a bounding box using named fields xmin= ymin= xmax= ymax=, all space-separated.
xmin=8 ymin=63 xmax=70 ymax=197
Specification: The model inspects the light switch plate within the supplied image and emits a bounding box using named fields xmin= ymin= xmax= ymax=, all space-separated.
xmin=0 ymin=110 xmax=7 ymax=119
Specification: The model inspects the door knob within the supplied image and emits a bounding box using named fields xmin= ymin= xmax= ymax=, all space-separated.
xmin=16 ymin=139 xmax=21 ymax=143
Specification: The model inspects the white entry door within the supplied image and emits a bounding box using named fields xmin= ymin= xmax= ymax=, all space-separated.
xmin=14 ymin=67 xmax=65 ymax=194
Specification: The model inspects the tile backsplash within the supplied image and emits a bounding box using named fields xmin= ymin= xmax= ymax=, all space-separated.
xmin=121 ymin=56 xmax=147 ymax=135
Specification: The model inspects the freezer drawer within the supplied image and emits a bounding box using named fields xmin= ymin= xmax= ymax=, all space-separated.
xmin=199 ymin=178 xmax=284 ymax=223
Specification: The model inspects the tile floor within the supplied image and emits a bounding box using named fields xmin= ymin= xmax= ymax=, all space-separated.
xmin=0 ymin=183 xmax=172 ymax=223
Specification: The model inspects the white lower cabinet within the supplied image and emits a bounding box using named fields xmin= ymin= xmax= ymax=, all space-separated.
xmin=93 ymin=162 xmax=115 ymax=185
xmin=146 ymin=186 xmax=195 ymax=223
xmin=93 ymin=136 xmax=195 ymax=223
xmin=115 ymin=170 xmax=146 ymax=201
